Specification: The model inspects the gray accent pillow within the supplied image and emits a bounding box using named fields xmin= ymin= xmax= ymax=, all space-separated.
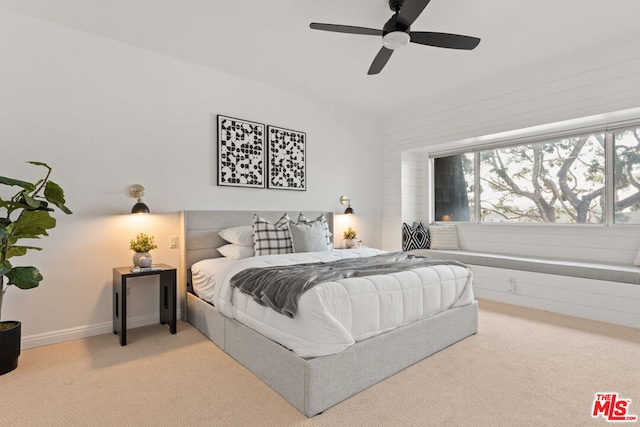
xmin=290 ymin=220 xmax=330 ymax=253
xmin=297 ymin=213 xmax=332 ymax=248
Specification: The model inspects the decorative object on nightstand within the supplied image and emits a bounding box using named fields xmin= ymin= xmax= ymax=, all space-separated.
xmin=129 ymin=184 xmax=150 ymax=214
xmin=112 ymin=264 xmax=177 ymax=346
xmin=340 ymin=195 xmax=354 ymax=215
xmin=129 ymin=232 xmax=157 ymax=267
xmin=343 ymin=227 xmax=359 ymax=248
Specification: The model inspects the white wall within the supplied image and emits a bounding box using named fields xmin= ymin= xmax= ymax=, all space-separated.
xmin=0 ymin=9 xmax=382 ymax=348
xmin=381 ymin=32 xmax=640 ymax=327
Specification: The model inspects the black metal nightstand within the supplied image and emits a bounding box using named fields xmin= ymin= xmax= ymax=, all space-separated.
xmin=112 ymin=263 xmax=177 ymax=346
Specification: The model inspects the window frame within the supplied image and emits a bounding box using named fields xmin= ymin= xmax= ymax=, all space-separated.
xmin=430 ymin=121 xmax=640 ymax=227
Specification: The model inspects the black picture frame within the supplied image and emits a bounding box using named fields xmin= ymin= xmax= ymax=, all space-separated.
xmin=266 ymin=125 xmax=306 ymax=191
xmin=217 ymin=115 xmax=265 ymax=188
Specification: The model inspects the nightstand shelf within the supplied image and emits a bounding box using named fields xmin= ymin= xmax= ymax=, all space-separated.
xmin=112 ymin=263 xmax=177 ymax=346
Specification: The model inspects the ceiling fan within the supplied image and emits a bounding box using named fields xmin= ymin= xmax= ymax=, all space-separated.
xmin=310 ymin=0 xmax=480 ymax=75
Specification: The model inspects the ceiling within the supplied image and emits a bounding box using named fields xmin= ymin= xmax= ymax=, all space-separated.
xmin=2 ymin=0 xmax=640 ymax=119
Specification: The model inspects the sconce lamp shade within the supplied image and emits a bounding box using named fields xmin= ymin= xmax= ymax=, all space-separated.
xmin=129 ymin=184 xmax=150 ymax=214
xmin=340 ymin=195 xmax=354 ymax=215
xmin=131 ymin=201 xmax=150 ymax=214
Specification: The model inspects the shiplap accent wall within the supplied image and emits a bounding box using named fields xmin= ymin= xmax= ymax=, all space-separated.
xmin=457 ymin=223 xmax=640 ymax=328
xmin=471 ymin=266 xmax=640 ymax=329
xmin=381 ymin=151 xmax=403 ymax=250
xmin=400 ymin=152 xmax=430 ymax=228
xmin=455 ymin=223 xmax=640 ymax=265
xmin=400 ymin=153 xmax=417 ymax=224
xmin=380 ymin=35 xmax=640 ymax=327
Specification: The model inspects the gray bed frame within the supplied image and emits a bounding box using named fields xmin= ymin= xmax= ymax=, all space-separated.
xmin=179 ymin=210 xmax=478 ymax=417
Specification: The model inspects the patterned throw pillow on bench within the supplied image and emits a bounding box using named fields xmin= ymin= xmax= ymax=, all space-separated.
xmin=402 ymin=222 xmax=430 ymax=251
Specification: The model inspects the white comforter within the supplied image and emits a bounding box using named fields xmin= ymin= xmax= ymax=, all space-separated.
xmin=191 ymin=248 xmax=474 ymax=357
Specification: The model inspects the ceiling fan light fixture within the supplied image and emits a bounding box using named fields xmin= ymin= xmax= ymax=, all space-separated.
xmin=382 ymin=31 xmax=410 ymax=50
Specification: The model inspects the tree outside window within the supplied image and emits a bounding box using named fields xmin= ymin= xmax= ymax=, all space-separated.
xmin=480 ymin=134 xmax=605 ymax=223
xmin=433 ymin=154 xmax=473 ymax=222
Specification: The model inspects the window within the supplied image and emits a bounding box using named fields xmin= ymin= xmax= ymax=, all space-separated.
xmin=433 ymin=154 xmax=474 ymax=222
xmin=433 ymin=125 xmax=640 ymax=225
xmin=614 ymin=127 xmax=640 ymax=223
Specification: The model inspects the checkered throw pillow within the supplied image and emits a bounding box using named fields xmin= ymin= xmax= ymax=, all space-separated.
xmin=253 ymin=213 xmax=293 ymax=256
xmin=402 ymin=222 xmax=430 ymax=251
xmin=298 ymin=213 xmax=333 ymax=249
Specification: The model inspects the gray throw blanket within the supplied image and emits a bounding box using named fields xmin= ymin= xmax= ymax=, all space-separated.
xmin=230 ymin=252 xmax=468 ymax=318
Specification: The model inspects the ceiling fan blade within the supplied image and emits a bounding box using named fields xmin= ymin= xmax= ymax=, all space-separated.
xmin=397 ymin=0 xmax=432 ymax=27
xmin=368 ymin=47 xmax=394 ymax=75
xmin=410 ymin=32 xmax=481 ymax=50
xmin=310 ymin=23 xmax=383 ymax=36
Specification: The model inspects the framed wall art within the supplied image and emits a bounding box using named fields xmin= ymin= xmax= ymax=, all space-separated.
xmin=217 ymin=115 xmax=265 ymax=188
xmin=267 ymin=125 xmax=306 ymax=191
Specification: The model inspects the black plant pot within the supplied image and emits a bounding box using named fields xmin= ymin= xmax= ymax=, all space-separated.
xmin=0 ymin=321 xmax=21 ymax=375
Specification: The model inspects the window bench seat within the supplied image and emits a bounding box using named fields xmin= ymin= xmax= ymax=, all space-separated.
xmin=412 ymin=249 xmax=640 ymax=285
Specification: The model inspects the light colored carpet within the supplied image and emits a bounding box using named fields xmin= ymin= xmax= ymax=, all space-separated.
xmin=2 ymin=299 xmax=639 ymax=426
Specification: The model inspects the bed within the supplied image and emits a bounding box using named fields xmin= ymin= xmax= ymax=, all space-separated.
xmin=179 ymin=210 xmax=478 ymax=417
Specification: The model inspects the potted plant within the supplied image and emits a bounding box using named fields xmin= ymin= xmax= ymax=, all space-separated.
xmin=129 ymin=232 xmax=157 ymax=267
xmin=343 ymin=227 xmax=359 ymax=249
xmin=0 ymin=161 xmax=71 ymax=375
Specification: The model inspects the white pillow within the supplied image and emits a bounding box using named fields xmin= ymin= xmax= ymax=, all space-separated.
xmin=428 ymin=225 xmax=460 ymax=250
xmin=219 ymin=226 xmax=253 ymax=246
xmin=289 ymin=220 xmax=330 ymax=253
xmin=217 ymin=244 xmax=254 ymax=260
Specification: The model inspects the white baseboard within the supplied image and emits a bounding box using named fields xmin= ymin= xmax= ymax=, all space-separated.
xmin=20 ymin=310 xmax=182 ymax=350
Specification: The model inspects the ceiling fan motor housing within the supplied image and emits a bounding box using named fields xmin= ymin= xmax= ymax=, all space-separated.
xmin=382 ymin=14 xmax=410 ymax=50
xmin=383 ymin=15 xmax=410 ymax=36
xmin=386 ymin=0 xmax=410 ymax=33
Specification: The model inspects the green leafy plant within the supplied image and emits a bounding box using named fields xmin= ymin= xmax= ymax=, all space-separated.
xmin=0 ymin=162 xmax=72 ymax=321
xmin=129 ymin=232 xmax=158 ymax=253
xmin=343 ymin=227 xmax=357 ymax=240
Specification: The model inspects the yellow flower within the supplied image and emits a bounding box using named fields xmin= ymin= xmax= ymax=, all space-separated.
xmin=343 ymin=227 xmax=357 ymax=239
xmin=129 ymin=232 xmax=158 ymax=253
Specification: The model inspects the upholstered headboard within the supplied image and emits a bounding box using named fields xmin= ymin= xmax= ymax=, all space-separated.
xmin=179 ymin=210 xmax=334 ymax=317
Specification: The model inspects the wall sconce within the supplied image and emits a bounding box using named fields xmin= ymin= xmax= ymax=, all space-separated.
xmin=340 ymin=195 xmax=354 ymax=215
xmin=129 ymin=184 xmax=150 ymax=214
